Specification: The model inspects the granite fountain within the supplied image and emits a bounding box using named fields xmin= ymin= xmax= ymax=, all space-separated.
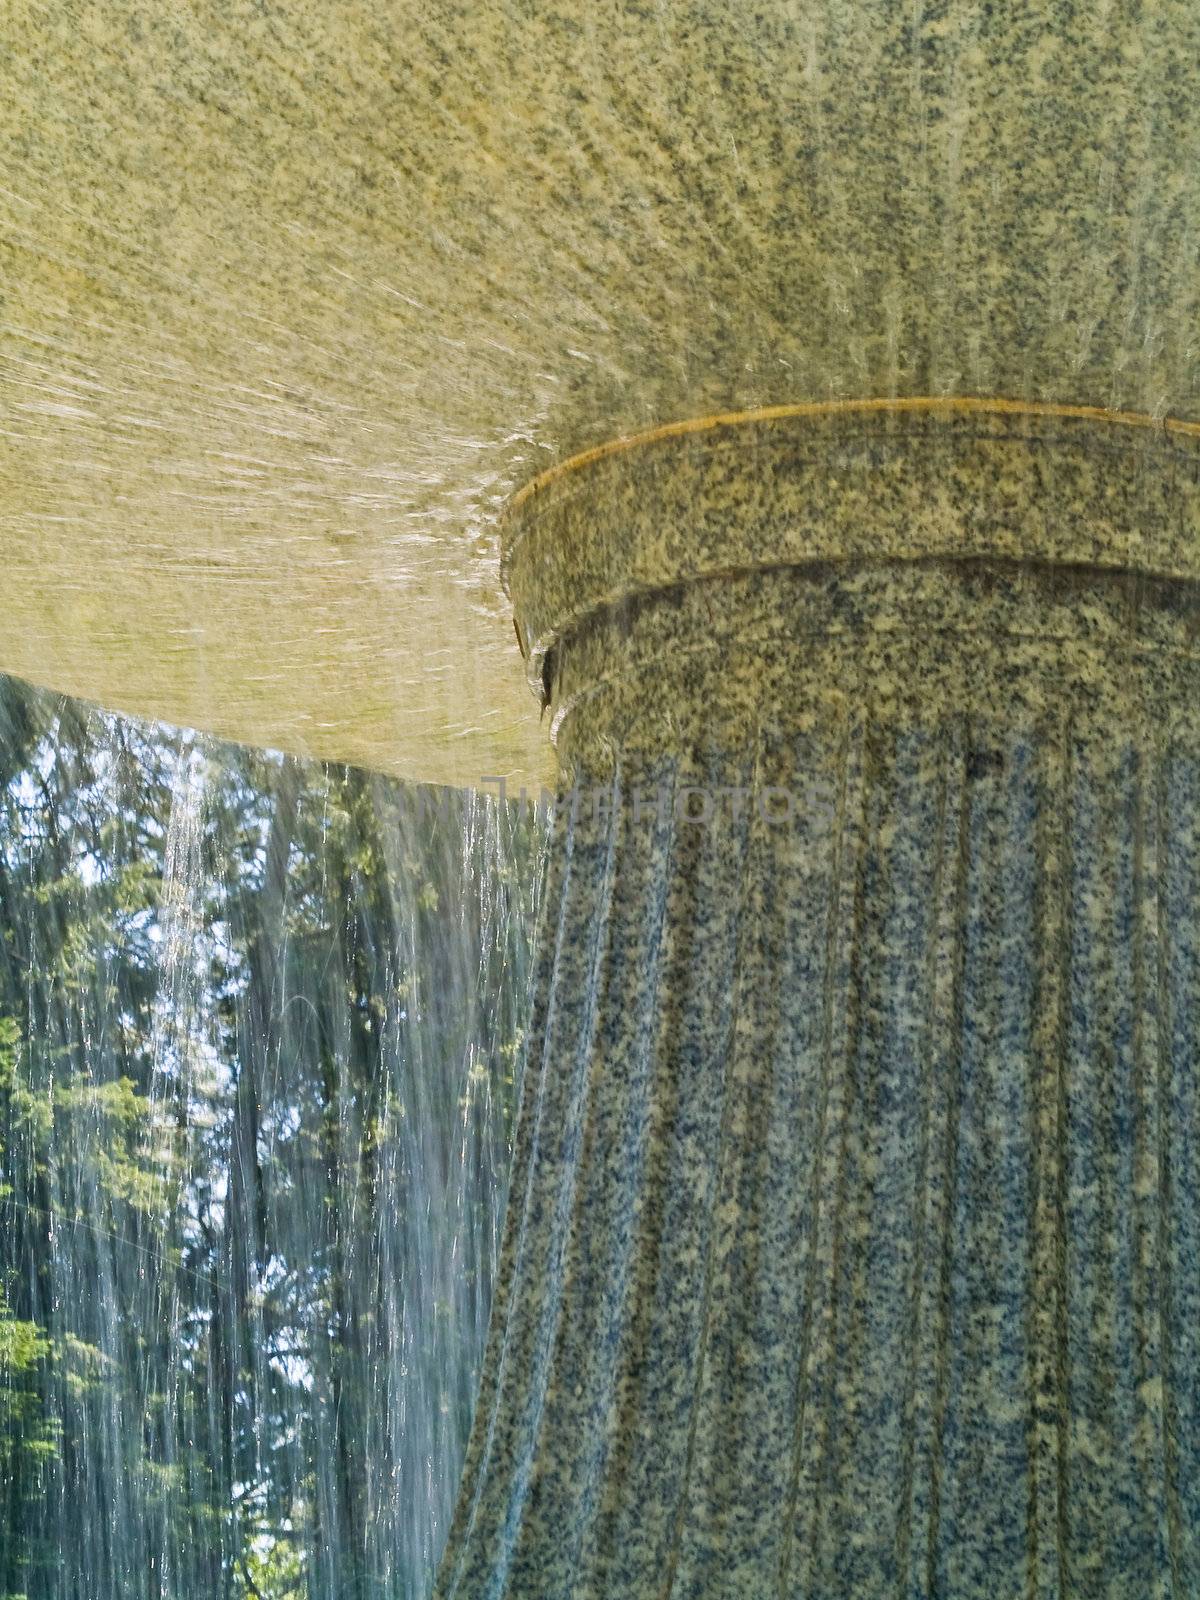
xmin=3 ymin=1 xmax=1200 ymax=1594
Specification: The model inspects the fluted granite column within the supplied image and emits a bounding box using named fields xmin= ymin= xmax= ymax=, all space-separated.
xmin=435 ymin=408 xmax=1200 ymax=1598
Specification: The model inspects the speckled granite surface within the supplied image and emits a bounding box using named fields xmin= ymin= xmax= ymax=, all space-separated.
xmin=504 ymin=409 xmax=1200 ymax=710
xmin=436 ymin=551 xmax=1200 ymax=1597
xmin=5 ymin=3 xmax=1200 ymax=780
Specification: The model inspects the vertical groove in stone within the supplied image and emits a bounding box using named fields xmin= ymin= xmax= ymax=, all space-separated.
xmin=435 ymin=563 xmax=1200 ymax=1600
xmin=1161 ymin=747 xmax=1200 ymax=1583
xmin=579 ymin=757 xmax=683 ymax=1593
xmin=902 ymin=715 xmax=971 ymax=1598
xmin=778 ymin=714 xmax=869 ymax=1600
xmin=657 ymin=727 xmax=761 ymax=1600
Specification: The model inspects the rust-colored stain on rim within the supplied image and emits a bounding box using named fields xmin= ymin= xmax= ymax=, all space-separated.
xmin=505 ymin=394 xmax=1200 ymax=521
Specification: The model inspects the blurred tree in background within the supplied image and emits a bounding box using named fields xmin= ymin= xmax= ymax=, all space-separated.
xmin=0 ymin=677 xmax=546 ymax=1600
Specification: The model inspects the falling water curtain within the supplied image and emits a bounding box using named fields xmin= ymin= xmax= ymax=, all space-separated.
xmin=0 ymin=675 xmax=548 ymax=1599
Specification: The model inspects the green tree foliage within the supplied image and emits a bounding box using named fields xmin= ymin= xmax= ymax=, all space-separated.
xmin=0 ymin=677 xmax=546 ymax=1599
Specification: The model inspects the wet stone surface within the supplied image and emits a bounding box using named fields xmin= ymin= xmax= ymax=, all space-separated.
xmin=437 ymin=556 xmax=1200 ymax=1598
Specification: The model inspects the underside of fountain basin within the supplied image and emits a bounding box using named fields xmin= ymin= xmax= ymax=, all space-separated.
xmin=4 ymin=2 xmax=1200 ymax=783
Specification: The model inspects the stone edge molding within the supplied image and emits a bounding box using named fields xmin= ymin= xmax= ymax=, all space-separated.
xmin=501 ymin=397 xmax=1200 ymax=728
